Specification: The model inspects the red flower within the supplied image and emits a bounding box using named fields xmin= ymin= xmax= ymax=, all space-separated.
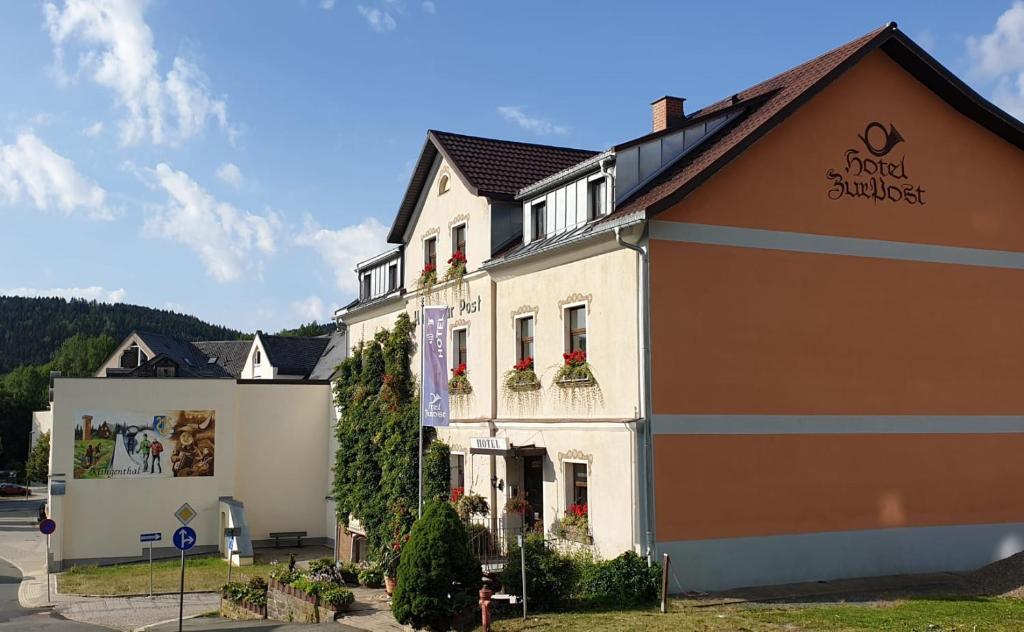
xmin=568 ymin=503 xmax=588 ymax=518
xmin=449 ymin=486 xmax=464 ymax=503
xmin=448 ymin=250 xmax=467 ymax=265
xmin=513 ymin=356 xmax=534 ymax=372
xmin=451 ymin=363 xmax=467 ymax=377
xmin=563 ymin=350 xmax=586 ymax=367
xmin=421 ymin=263 xmax=436 ymax=276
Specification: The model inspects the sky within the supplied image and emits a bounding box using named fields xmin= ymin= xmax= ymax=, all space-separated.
xmin=0 ymin=0 xmax=1022 ymax=333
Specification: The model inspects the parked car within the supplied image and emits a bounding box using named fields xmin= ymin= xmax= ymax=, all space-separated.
xmin=0 ymin=483 xmax=30 ymax=497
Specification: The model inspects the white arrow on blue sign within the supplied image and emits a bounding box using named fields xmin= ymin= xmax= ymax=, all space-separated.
xmin=140 ymin=532 xmax=162 ymax=543
xmin=173 ymin=526 xmax=196 ymax=551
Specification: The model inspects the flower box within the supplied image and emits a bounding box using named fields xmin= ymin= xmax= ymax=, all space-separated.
xmin=504 ymin=357 xmax=541 ymax=393
xmin=555 ymin=375 xmax=596 ymax=388
xmin=553 ymin=350 xmax=597 ymax=388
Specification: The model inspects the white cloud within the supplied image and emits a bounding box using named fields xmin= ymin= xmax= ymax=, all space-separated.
xmin=0 ymin=133 xmax=113 ymax=220
xmin=294 ymin=216 xmax=388 ymax=294
xmin=319 ymin=0 xmax=335 ymax=9
xmin=144 ymin=163 xmax=279 ymax=283
xmin=422 ymin=1 xmax=435 ymax=14
xmin=357 ymin=4 xmax=397 ymax=32
xmin=31 ymin=112 xmax=56 ymax=126
xmin=967 ymin=1 xmax=1024 ymax=118
xmin=916 ymin=29 xmax=937 ymax=54
xmin=215 ymin=162 xmax=244 ymax=188
xmin=82 ymin=121 xmax=104 ymax=137
xmin=291 ymin=296 xmax=326 ymax=322
xmin=497 ymin=106 xmax=568 ymax=136
xmin=45 ymin=0 xmax=237 ymax=145
xmin=0 ymin=286 xmax=126 ymax=303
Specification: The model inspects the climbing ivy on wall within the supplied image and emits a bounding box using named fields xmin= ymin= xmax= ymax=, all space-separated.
xmin=332 ymin=313 xmax=446 ymax=554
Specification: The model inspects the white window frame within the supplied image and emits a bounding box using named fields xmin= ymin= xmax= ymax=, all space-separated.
xmin=450 ymin=451 xmax=466 ymax=492
xmin=586 ymin=174 xmax=608 ymax=220
xmin=451 ymin=222 xmax=467 ymax=257
xmin=438 ymin=173 xmax=450 ymax=196
xmin=451 ymin=326 xmax=468 ymax=370
xmin=563 ymin=459 xmax=591 ymax=532
xmin=513 ymin=313 xmax=536 ymax=363
xmin=387 ymin=261 xmax=398 ymax=292
xmin=563 ymin=301 xmax=589 ymax=354
xmin=423 ymin=235 xmax=438 ymax=268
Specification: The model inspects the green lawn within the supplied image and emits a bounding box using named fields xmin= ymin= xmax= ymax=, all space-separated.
xmin=488 ymin=597 xmax=1024 ymax=631
xmin=58 ymin=555 xmax=273 ymax=595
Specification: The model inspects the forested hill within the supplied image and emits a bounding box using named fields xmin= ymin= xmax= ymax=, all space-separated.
xmin=0 ymin=296 xmax=244 ymax=373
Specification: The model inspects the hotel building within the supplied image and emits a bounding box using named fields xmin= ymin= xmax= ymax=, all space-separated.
xmin=340 ymin=22 xmax=1024 ymax=591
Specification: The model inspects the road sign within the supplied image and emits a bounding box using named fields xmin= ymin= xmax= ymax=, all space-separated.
xmin=223 ymin=527 xmax=240 ymax=537
xmin=174 ymin=503 xmax=196 ymax=525
xmin=173 ymin=526 xmax=196 ymax=551
xmin=140 ymin=532 xmax=162 ymax=543
xmin=39 ymin=518 xmax=56 ymax=535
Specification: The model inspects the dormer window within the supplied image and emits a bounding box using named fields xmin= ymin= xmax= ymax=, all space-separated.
xmin=361 ymin=272 xmax=372 ymax=300
xmin=588 ymin=178 xmax=607 ymax=221
xmin=531 ymin=201 xmax=547 ymax=241
xmin=388 ymin=262 xmax=398 ymax=291
xmin=438 ymin=174 xmax=450 ymax=195
xmin=254 ymin=349 xmax=261 ymax=366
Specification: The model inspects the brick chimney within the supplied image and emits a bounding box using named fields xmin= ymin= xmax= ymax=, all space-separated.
xmin=651 ymin=96 xmax=685 ymax=132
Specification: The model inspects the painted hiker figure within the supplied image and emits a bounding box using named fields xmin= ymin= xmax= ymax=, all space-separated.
xmin=150 ymin=439 xmax=164 ymax=473
xmin=138 ymin=434 xmax=151 ymax=471
xmin=84 ymin=444 xmax=94 ymax=468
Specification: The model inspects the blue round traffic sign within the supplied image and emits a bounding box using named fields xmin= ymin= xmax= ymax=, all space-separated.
xmin=39 ymin=518 xmax=56 ymax=535
xmin=173 ymin=526 xmax=196 ymax=551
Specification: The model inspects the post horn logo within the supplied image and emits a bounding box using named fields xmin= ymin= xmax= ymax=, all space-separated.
xmin=857 ymin=121 xmax=904 ymax=157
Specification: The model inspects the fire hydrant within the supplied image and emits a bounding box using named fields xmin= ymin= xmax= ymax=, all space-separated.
xmin=479 ymin=585 xmax=494 ymax=631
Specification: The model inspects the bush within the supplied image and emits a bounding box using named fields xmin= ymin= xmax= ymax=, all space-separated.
xmin=307 ymin=558 xmax=345 ymax=585
xmin=392 ymin=500 xmax=481 ymax=630
xmin=423 ymin=440 xmax=450 ymax=503
xmin=358 ymin=567 xmax=384 ymax=588
xmin=268 ymin=563 xmax=299 ymax=585
xmin=576 ymin=551 xmax=660 ymax=606
xmin=321 ymin=585 xmax=355 ymax=610
xmin=500 ymin=533 xmax=576 ymax=612
xmin=338 ymin=562 xmax=359 ymax=585
xmin=222 ymin=576 xmax=268 ymax=607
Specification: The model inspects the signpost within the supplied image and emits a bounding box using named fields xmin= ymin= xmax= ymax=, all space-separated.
xmin=173 ymin=503 xmax=197 ymax=632
xmin=140 ymin=532 xmax=162 ymax=597
xmin=39 ymin=518 xmax=56 ymax=603
xmin=223 ymin=527 xmax=240 ymax=586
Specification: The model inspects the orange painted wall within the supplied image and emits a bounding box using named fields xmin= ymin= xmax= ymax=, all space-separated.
xmin=654 ymin=433 xmax=1024 ymax=541
xmin=658 ymin=50 xmax=1024 ymax=253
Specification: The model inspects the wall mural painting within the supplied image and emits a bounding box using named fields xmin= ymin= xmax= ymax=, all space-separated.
xmin=825 ymin=121 xmax=926 ymax=205
xmin=73 ymin=410 xmax=215 ymax=479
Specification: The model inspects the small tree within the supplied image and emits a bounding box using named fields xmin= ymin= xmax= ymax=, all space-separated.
xmin=26 ymin=432 xmax=49 ymax=483
xmin=392 ymin=500 xmax=480 ymax=630
xmin=423 ymin=440 xmax=450 ymax=503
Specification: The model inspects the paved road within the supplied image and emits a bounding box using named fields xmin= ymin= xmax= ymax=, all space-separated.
xmin=0 ymin=557 xmax=106 ymax=631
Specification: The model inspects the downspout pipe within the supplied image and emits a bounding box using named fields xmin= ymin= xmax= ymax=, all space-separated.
xmin=614 ymin=225 xmax=655 ymax=561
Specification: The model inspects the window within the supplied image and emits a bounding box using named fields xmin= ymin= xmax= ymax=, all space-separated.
xmin=438 ymin=174 xmax=450 ymax=195
xmin=588 ymin=178 xmax=607 ymax=220
xmin=388 ymin=262 xmax=398 ymax=292
xmin=254 ymin=349 xmax=261 ymax=366
xmin=424 ymin=236 xmax=437 ymax=268
xmin=567 ymin=462 xmax=588 ymax=506
xmin=450 ymin=453 xmax=465 ymax=491
xmin=155 ymin=365 xmax=177 ymax=378
xmin=452 ymin=224 xmax=466 ymax=256
xmin=453 ymin=328 xmax=468 ymax=368
xmin=516 ymin=316 xmax=534 ymax=361
xmin=361 ymin=272 xmax=372 ymax=299
xmin=567 ymin=305 xmax=587 ymax=353
xmin=531 ymin=202 xmax=547 ymax=240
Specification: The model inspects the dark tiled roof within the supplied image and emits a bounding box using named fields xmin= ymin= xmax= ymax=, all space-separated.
xmin=387 ymin=131 xmax=597 ymax=243
xmin=192 ymin=340 xmax=252 ymax=378
xmin=259 ymin=333 xmax=332 ymax=377
xmin=309 ymin=329 xmax=348 ymax=381
xmin=609 ymin=23 xmax=1024 ymax=221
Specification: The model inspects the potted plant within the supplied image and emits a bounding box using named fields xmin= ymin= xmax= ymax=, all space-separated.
xmin=379 ymin=534 xmax=408 ymax=595
xmin=449 ymin=486 xmax=465 ymax=504
xmin=418 ymin=263 xmax=437 ymax=293
xmin=555 ymin=503 xmax=592 ymax=544
xmin=504 ymin=491 xmax=532 ymax=516
xmin=503 ymin=356 xmax=540 ymax=392
xmin=454 ymin=492 xmax=489 ymax=522
xmin=554 ymin=350 xmax=595 ymax=387
xmin=444 ymin=250 xmax=467 ymax=285
xmin=449 ymin=363 xmax=472 ymax=395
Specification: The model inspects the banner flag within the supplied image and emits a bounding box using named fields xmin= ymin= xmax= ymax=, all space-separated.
xmin=421 ymin=305 xmax=450 ymax=427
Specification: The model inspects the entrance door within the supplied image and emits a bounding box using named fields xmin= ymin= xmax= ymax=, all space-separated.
xmin=522 ymin=455 xmax=544 ymax=530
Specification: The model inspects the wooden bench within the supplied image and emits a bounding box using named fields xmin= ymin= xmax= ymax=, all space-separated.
xmin=269 ymin=531 xmax=308 ymax=548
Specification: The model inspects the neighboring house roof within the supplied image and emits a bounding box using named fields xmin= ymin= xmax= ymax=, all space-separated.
xmin=309 ymin=329 xmax=348 ymax=381
xmin=192 ymin=340 xmax=253 ymax=378
xmin=387 ymin=130 xmax=598 ymax=243
xmin=258 ymin=333 xmax=333 ymax=377
xmin=608 ymin=22 xmax=1024 ymax=221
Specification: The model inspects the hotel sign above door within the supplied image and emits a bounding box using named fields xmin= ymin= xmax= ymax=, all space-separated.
xmin=825 ymin=121 xmax=926 ymax=206
xmin=470 ymin=436 xmax=511 ymax=456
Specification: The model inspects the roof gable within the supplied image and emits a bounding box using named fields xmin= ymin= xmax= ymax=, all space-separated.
xmin=387 ymin=130 xmax=597 ymax=243
xmin=610 ymin=23 xmax=1024 ymax=220
xmin=257 ymin=333 xmax=332 ymax=377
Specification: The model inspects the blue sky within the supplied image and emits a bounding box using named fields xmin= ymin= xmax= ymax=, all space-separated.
xmin=0 ymin=0 xmax=1021 ymax=332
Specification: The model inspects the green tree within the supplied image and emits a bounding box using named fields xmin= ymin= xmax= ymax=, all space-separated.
xmin=25 ymin=432 xmax=49 ymax=483
xmin=391 ymin=500 xmax=480 ymax=630
xmin=51 ymin=333 xmax=117 ymax=376
xmin=277 ymin=321 xmax=332 ymax=337
xmin=423 ymin=440 xmax=450 ymax=502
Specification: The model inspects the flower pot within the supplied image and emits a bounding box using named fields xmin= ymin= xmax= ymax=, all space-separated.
xmin=385 ymin=575 xmax=397 ymax=595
